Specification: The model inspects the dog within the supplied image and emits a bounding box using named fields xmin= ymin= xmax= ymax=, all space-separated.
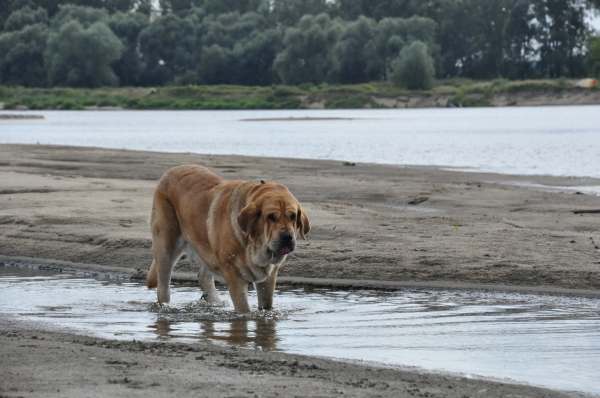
xmin=146 ymin=165 xmax=310 ymax=313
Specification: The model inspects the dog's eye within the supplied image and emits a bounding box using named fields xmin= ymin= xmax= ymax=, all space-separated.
xmin=267 ymin=213 xmax=276 ymax=222
xmin=289 ymin=213 xmax=296 ymax=221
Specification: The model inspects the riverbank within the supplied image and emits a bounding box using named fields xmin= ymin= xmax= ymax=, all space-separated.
xmin=1 ymin=144 xmax=600 ymax=397
xmin=1 ymin=79 xmax=599 ymax=111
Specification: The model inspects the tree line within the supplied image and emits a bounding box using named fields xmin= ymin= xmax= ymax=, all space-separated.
xmin=1 ymin=0 xmax=599 ymax=90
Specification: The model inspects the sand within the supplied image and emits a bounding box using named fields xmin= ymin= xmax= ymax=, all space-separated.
xmin=1 ymin=143 xmax=599 ymax=397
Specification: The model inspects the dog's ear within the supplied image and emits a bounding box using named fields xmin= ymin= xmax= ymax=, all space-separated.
xmin=296 ymin=205 xmax=311 ymax=240
xmin=237 ymin=202 xmax=260 ymax=238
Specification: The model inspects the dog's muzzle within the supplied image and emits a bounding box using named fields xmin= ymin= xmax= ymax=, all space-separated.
xmin=269 ymin=231 xmax=295 ymax=255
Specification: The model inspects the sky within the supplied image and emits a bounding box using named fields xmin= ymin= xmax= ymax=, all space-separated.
xmin=591 ymin=15 xmax=600 ymax=31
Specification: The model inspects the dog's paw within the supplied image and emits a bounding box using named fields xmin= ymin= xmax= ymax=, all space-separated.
xmin=201 ymin=293 xmax=226 ymax=306
xmin=147 ymin=301 xmax=170 ymax=312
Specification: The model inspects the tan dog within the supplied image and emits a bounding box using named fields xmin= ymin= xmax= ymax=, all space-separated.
xmin=146 ymin=165 xmax=310 ymax=313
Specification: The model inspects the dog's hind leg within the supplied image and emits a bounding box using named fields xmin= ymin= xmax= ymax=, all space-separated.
xmin=153 ymin=236 xmax=185 ymax=303
xmin=148 ymin=197 xmax=183 ymax=303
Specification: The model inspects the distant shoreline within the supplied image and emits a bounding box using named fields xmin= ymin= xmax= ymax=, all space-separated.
xmin=1 ymin=79 xmax=599 ymax=111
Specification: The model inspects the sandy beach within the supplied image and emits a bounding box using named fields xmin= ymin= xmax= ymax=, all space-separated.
xmin=1 ymin=143 xmax=599 ymax=397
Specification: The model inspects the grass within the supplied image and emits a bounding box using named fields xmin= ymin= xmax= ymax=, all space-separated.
xmin=0 ymin=78 xmax=596 ymax=110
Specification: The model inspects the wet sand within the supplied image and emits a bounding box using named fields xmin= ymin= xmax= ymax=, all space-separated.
xmin=1 ymin=144 xmax=599 ymax=397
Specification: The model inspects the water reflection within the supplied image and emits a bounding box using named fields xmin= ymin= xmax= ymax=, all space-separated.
xmin=199 ymin=318 xmax=278 ymax=350
xmin=149 ymin=319 xmax=174 ymax=338
xmin=147 ymin=305 xmax=280 ymax=350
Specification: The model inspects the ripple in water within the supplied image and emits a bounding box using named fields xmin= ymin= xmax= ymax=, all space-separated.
xmin=1 ymin=265 xmax=600 ymax=394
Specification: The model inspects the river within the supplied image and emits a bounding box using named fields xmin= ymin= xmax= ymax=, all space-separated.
xmin=1 ymin=105 xmax=599 ymax=178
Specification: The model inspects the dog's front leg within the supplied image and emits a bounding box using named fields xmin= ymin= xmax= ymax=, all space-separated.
xmin=226 ymin=278 xmax=251 ymax=313
xmin=197 ymin=265 xmax=223 ymax=304
xmin=255 ymin=268 xmax=278 ymax=310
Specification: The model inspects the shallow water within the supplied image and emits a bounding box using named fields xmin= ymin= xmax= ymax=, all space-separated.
xmin=2 ymin=106 xmax=600 ymax=178
xmin=1 ymin=266 xmax=599 ymax=394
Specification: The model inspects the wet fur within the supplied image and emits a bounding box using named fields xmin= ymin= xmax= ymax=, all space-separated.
xmin=146 ymin=165 xmax=310 ymax=313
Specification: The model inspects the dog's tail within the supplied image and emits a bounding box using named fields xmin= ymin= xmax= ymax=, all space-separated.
xmin=146 ymin=260 xmax=158 ymax=289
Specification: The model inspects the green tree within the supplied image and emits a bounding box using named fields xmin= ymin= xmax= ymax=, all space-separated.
xmin=138 ymin=12 xmax=197 ymax=85
xmin=0 ymin=3 xmax=9 ymax=30
xmin=332 ymin=0 xmax=446 ymax=21
xmin=364 ymin=16 xmax=438 ymax=80
xmin=108 ymin=11 xmax=149 ymax=85
xmin=2 ymin=0 xmax=138 ymax=20
xmin=503 ymin=0 xmax=537 ymax=79
xmin=197 ymin=44 xmax=232 ymax=84
xmin=0 ymin=23 xmax=48 ymax=86
xmin=200 ymin=11 xmax=269 ymax=48
xmin=332 ymin=16 xmax=376 ymax=83
xmin=533 ymin=0 xmax=590 ymax=77
xmin=159 ymin=0 xmax=267 ymax=16
xmin=273 ymin=13 xmax=341 ymax=84
xmin=1 ymin=1 xmax=47 ymax=29
xmin=438 ymin=0 xmax=514 ymax=79
xmin=196 ymin=11 xmax=282 ymax=85
xmin=270 ymin=0 xmax=330 ymax=26
xmin=135 ymin=0 xmax=153 ymax=16
xmin=3 ymin=6 xmax=47 ymax=31
xmin=45 ymin=20 xmax=124 ymax=87
xmin=589 ymin=36 xmax=600 ymax=73
xmin=389 ymin=40 xmax=435 ymax=90
xmin=200 ymin=0 xmax=268 ymax=15
xmin=50 ymin=4 xmax=109 ymax=29
xmin=159 ymin=0 xmax=199 ymax=15
xmin=436 ymin=0 xmax=593 ymax=79
xmin=69 ymin=0 xmax=137 ymax=14
xmin=230 ymin=28 xmax=282 ymax=85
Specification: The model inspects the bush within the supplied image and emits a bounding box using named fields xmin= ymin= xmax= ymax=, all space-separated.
xmin=388 ymin=40 xmax=435 ymax=90
xmin=97 ymin=98 xmax=119 ymax=107
xmin=273 ymin=86 xmax=301 ymax=97
xmin=325 ymin=95 xmax=370 ymax=109
xmin=59 ymin=100 xmax=84 ymax=110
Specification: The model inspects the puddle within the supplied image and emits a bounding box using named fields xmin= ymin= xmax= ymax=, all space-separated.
xmin=1 ymin=265 xmax=600 ymax=394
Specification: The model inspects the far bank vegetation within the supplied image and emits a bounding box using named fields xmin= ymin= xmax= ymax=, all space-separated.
xmin=1 ymin=78 xmax=598 ymax=110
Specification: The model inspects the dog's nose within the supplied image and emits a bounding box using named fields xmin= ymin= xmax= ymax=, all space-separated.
xmin=277 ymin=231 xmax=295 ymax=255
xmin=280 ymin=231 xmax=294 ymax=244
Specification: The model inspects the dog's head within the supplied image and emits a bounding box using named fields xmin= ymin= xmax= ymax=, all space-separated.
xmin=236 ymin=183 xmax=310 ymax=266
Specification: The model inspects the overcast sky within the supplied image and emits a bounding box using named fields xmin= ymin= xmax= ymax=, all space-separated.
xmin=591 ymin=15 xmax=600 ymax=31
